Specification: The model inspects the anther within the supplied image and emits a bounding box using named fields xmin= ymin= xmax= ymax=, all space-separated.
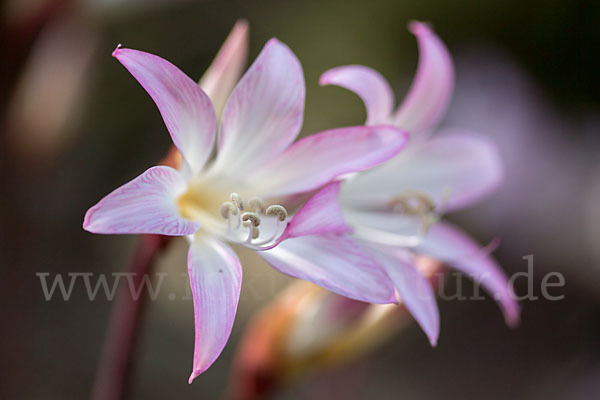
xmin=247 ymin=197 xmax=267 ymax=214
xmin=241 ymin=212 xmax=261 ymax=227
xmin=388 ymin=192 xmax=435 ymax=216
xmin=265 ymin=205 xmax=288 ymax=221
xmin=230 ymin=193 xmax=244 ymax=210
xmin=220 ymin=201 xmax=238 ymax=218
xmin=414 ymin=193 xmax=435 ymax=214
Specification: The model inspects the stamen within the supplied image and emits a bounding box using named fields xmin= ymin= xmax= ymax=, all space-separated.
xmin=241 ymin=220 xmax=260 ymax=243
xmin=265 ymin=205 xmax=287 ymax=221
xmin=247 ymin=197 xmax=266 ymax=214
xmin=219 ymin=193 xmax=289 ymax=250
xmin=230 ymin=193 xmax=244 ymax=211
xmin=354 ymin=191 xmax=441 ymax=247
xmin=220 ymin=201 xmax=238 ymax=219
xmin=388 ymin=191 xmax=435 ymax=216
xmin=241 ymin=212 xmax=261 ymax=227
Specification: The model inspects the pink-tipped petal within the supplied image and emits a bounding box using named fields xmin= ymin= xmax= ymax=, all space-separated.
xmin=199 ymin=20 xmax=249 ymax=117
xmin=83 ymin=166 xmax=199 ymax=235
xmin=250 ymin=125 xmax=409 ymax=198
xmin=417 ymin=222 xmax=520 ymax=327
xmin=341 ymin=131 xmax=504 ymax=213
xmin=113 ymin=47 xmax=217 ymax=174
xmin=283 ymin=182 xmax=351 ymax=239
xmin=393 ymin=21 xmax=454 ymax=134
xmin=258 ymin=234 xmax=396 ymax=304
xmin=320 ymin=65 xmax=395 ymax=125
xmin=215 ymin=38 xmax=305 ymax=173
xmin=187 ymin=236 xmax=242 ymax=382
xmin=368 ymin=243 xmax=440 ymax=345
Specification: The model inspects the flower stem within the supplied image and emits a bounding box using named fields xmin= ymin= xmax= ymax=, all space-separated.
xmin=91 ymin=234 xmax=170 ymax=400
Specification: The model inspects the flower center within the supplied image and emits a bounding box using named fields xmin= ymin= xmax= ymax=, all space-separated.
xmin=177 ymin=185 xmax=289 ymax=248
xmin=353 ymin=191 xmax=440 ymax=247
xmin=387 ymin=191 xmax=436 ymax=217
xmin=388 ymin=191 xmax=438 ymax=239
xmin=177 ymin=187 xmax=228 ymax=222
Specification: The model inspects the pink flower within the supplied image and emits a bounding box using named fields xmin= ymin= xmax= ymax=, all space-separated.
xmin=83 ymin=27 xmax=409 ymax=381
xmin=263 ymin=21 xmax=520 ymax=346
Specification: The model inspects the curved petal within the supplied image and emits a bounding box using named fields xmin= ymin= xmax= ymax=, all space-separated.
xmin=250 ymin=125 xmax=409 ymax=198
xmin=341 ymin=132 xmax=504 ymax=213
xmin=258 ymin=233 xmax=397 ymax=304
xmin=187 ymin=235 xmax=242 ymax=382
xmin=320 ymin=65 xmax=394 ymax=125
xmin=368 ymin=243 xmax=440 ymax=345
xmin=283 ymin=182 xmax=351 ymax=240
xmin=393 ymin=21 xmax=454 ymax=134
xmin=214 ymin=38 xmax=305 ymax=173
xmin=83 ymin=166 xmax=200 ymax=235
xmin=417 ymin=222 xmax=520 ymax=327
xmin=113 ymin=46 xmax=217 ymax=174
xmin=199 ymin=20 xmax=249 ymax=118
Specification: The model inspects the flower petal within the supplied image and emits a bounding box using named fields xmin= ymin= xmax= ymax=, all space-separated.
xmin=198 ymin=20 xmax=249 ymax=118
xmin=393 ymin=21 xmax=454 ymax=134
xmin=368 ymin=243 xmax=440 ymax=345
xmin=417 ymin=222 xmax=520 ymax=327
xmin=113 ymin=46 xmax=217 ymax=174
xmin=344 ymin=209 xmax=428 ymax=248
xmin=83 ymin=166 xmax=199 ymax=235
xmin=283 ymin=182 xmax=351 ymax=240
xmin=258 ymin=234 xmax=397 ymax=304
xmin=187 ymin=235 xmax=242 ymax=382
xmin=320 ymin=65 xmax=395 ymax=125
xmin=250 ymin=125 xmax=409 ymax=198
xmin=341 ymin=131 xmax=504 ymax=213
xmin=214 ymin=38 xmax=305 ymax=173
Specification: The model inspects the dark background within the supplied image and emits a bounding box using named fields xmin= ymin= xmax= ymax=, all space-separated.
xmin=1 ymin=0 xmax=599 ymax=398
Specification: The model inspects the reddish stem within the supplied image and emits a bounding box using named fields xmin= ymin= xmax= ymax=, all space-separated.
xmin=91 ymin=234 xmax=170 ymax=400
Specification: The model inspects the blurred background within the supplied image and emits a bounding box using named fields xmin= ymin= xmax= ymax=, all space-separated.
xmin=1 ymin=0 xmax=599 ymax=399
